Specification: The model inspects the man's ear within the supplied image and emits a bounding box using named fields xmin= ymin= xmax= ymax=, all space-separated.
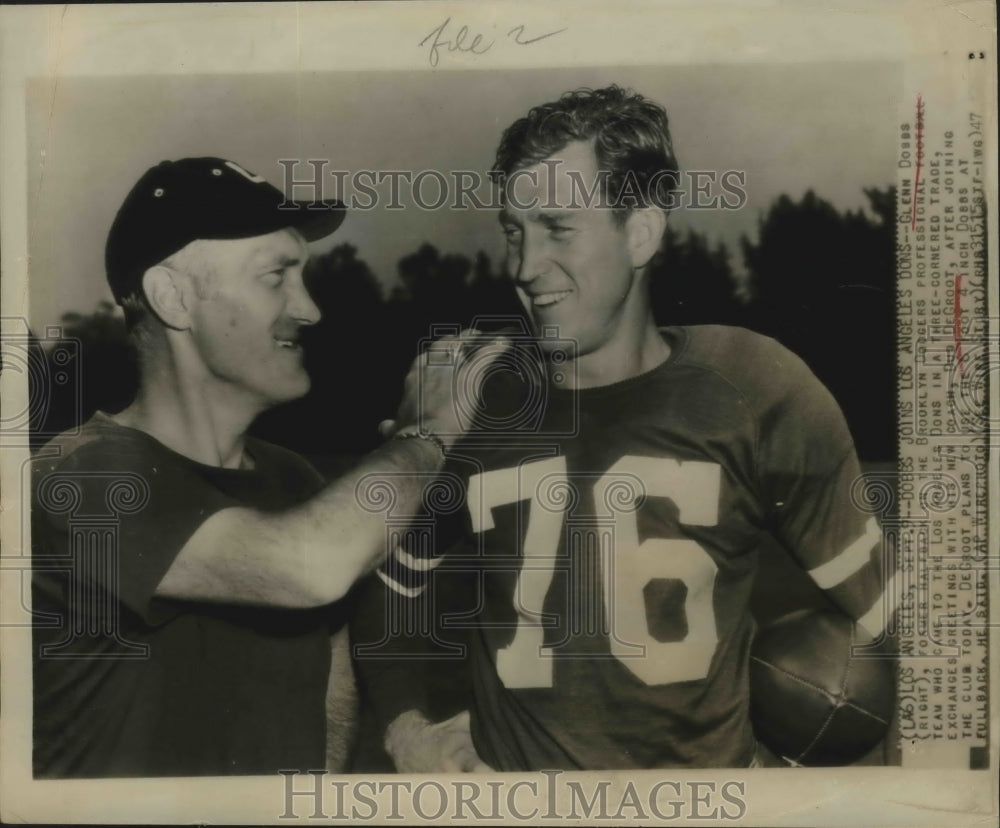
xmin=142 ymin=265 xmax=192 ymax=330
xmin=626 ymin=207 xmax=667 ymax=270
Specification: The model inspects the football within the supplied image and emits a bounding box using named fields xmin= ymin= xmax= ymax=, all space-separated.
xmin=749 ymin=608 xmax=895 ymax=766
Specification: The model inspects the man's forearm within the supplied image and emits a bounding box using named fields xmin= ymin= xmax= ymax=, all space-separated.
xmin=156 ymin=435 xmax=444 ymax=607
xmin=274 ymin=435 xmax=445 ymax=603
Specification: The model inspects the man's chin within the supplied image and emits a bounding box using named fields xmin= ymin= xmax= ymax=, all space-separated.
xmin=267 ymin=374 xmax=311 ymax=406
xmin=288 ymin=375 xmax=312 ymax=400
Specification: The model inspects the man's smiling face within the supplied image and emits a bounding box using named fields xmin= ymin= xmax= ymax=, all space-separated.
xmin=181 ymin=228 xmax=320 ymax=408
xmin=500 ymin=140 xmax=647 ymax=359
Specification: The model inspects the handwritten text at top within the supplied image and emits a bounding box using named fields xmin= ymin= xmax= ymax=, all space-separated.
xmin=419 ymin=18 xmax=568 ymax=68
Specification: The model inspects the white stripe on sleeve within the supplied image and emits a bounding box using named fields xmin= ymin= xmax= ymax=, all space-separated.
xmin=393 ymin=545 xmax=444 ymax=572
xmin=857 ymin=569 xmax=902 ymax=638
xmin=807 ymin=517 xmax=881 ymax=590
xmin=377 ymin=568 xmax=425 ymax=599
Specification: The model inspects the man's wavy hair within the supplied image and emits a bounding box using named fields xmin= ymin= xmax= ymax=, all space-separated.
xmin=491 ymin=85 xmax=680 ymax=224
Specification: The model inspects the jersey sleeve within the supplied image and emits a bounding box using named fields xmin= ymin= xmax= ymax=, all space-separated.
xmin=350 ymin=457 xmax=477 ymax=739
xmin=754 ymin=352 xmax=897 ymax=638
xmin=32 ymin=431 xmax=238 ymax=627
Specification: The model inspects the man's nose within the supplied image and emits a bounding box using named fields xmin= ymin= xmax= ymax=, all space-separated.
xmin=513 ymin=236 xmax=550 ymax=286
xmin=287 ymin=273 xmax=322 ymax=325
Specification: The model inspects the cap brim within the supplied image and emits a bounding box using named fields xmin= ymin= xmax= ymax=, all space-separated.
xmin=282 ymin=199 xmax=347 ymax=242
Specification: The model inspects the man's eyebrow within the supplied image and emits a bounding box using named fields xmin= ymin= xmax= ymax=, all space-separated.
xmin=249 ymin=250 xmax=302 ymax=270
xmin=535 ymin=210 xmax=580 ymax=223
xmin=498 ymin=209 xmax=581 ymax=226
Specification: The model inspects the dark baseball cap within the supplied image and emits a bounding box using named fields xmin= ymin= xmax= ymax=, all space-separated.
xmin=105 ymin=156 xmax=345 ymax=303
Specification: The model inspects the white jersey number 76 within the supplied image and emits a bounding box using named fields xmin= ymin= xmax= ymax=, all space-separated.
xmin=467 ymin=455 xmax=721 ymax=689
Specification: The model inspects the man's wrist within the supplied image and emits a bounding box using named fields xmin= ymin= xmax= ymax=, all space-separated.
xmin=391 ymin=427 xmax=448 ymax=460
xmin=393 ymin=420 xmax=460 ymax=450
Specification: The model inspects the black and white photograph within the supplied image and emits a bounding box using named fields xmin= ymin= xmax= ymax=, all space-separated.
xmin=0 ymin=2 xmax=995 ymax=825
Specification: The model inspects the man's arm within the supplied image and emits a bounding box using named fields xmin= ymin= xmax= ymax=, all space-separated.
xmin=786 ymin=451 xmax=898 ymax=641
xmin=156 ymin=435 xmax=443 ymax=607
xmin=755 ymin=350 xmax=898 ymax=639
xmin=155 ymin=331 xmax=508 ymax=609
xmin=350 ymin=470 xmax=491 ymax=773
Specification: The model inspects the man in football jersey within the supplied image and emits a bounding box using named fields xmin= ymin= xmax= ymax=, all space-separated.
xmin=31 ymin=157 xmax=504 ymax=777
xmin=353 ymin=86 xmax=896 ymax=771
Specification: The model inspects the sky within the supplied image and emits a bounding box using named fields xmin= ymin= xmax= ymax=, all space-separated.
xmin=26 ymin=62 xmax=900 ymax=333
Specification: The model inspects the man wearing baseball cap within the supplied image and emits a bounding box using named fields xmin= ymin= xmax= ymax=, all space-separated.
xmin=31 ymin=157 xmax=503 ymax=777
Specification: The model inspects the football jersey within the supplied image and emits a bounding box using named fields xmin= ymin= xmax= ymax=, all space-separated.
xmin=370 ymin=325 xmax=894 ymax=770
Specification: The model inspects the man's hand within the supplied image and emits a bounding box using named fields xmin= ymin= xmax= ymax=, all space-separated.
xmin=385 ymin=709 xmax=493 ymax=773
xmin=381 ymin=329 xmax=510 ymax=447
xmin=158 ymin=337 xmax=511 ymax=610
